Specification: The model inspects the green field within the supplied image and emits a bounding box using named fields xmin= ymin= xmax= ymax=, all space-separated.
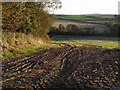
xmin=54 ymin=14 xmax=115 ymax=24
xmin=52 ymin=35 xmax=120 ymax=49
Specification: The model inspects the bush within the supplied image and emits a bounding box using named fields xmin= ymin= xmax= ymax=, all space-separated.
xmin=104 ymin=22 xmax=120 ymax=37
xmin=59 ymin=24 xmax=66 ymax=32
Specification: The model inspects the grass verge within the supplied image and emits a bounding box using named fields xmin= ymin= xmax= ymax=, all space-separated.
xmin=2 ymin=44 xmax=58 ymax=60
xmin=2 ymin=32 xmax=54 ymax=60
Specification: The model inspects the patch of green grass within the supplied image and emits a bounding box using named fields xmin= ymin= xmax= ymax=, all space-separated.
xmin=2 ymin=44 xmax=54 ymax=60
xmin=3 ymin=49 xmax=14 ymax=59
xmin=52 ymin=35 xmax=120 ymax=49
xmin=84 ymin=20 xmax=105 ymax=24
xmin=53 ymin=40 xmax=119 ymax=49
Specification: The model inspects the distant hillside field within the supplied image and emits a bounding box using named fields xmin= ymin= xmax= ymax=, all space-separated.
xmin=54 ymin=14 xmax=115 ymax=24
xmin=50 ymin=14 xmax=119 ymax=36
xmin=52 ymin=20 xmax=110 ymax=34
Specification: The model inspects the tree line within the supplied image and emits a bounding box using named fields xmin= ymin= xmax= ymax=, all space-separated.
xmin=49 ymin=23 xmax=120 ymax=37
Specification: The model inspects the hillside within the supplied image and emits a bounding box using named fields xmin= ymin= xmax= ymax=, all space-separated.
xmin=52 ymin=20 xmax=110 ymax=34
xmin=54 ymin=14 xmax=115 ymax=24
xmin=50 ymin=14 xmax=119 ymax=37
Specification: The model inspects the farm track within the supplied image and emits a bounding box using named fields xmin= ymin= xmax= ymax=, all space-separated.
xmin=2 ymin=46 xmax=120 ymax=89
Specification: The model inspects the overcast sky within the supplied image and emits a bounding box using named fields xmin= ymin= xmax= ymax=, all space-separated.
xmin=53 ymin=0 xmax=119 ymax=15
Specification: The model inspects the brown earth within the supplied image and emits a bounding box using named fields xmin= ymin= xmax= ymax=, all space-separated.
xmin=2 ymin=46 xmax=120 ymax=89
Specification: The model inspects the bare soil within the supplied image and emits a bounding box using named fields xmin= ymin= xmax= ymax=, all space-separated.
xmin=2 ymin=46 xmax=120 ymax=89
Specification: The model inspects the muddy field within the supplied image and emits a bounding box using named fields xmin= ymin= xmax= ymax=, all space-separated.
xmin=2 ymin=46 xmax=120 ymax=89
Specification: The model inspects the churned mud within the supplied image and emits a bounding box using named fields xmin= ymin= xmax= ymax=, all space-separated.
xmin=2 ymin=46 xmax=120 ymax=89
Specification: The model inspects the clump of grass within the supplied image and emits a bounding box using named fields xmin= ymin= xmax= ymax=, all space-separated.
xmin=3 ymin=49 xmax=14 ymax=59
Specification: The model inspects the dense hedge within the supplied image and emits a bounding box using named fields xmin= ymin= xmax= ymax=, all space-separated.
xmin=104 ymin=22 xmax=120 ymax=37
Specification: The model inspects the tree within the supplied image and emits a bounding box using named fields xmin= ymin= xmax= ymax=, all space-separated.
xmin=2 ymin=1 xmax=62 ymax=36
